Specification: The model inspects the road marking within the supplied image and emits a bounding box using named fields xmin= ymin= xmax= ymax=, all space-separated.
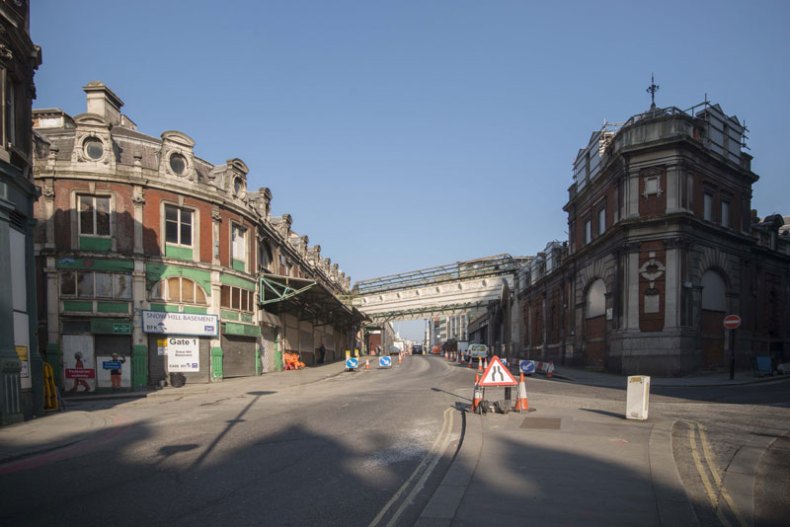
xmin=698 ymin=425 xmax=748 ymax=527
xmin=688 ymin=422 xmax=727 ymax=525
xmin=368 ymin=407 xmax=454 ymax=527
xmin=688 ymin=422 xmax=748 ymax=527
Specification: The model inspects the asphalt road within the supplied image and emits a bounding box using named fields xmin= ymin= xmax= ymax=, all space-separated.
xmin=2 ymin=356 xmax=788 ymax=526
xmin=0 ymin=357 xmax=469 ymax=527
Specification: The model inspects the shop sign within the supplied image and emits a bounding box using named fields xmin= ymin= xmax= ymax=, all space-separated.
xmin=113 ymin=323 xmax=131 ymax=333
xmin=165 ymin=337 xmax=200 ymax=372
xmin=90 ymin=318 xmax=132 ymax=335
xmin=142 ymin=311 xmax=218 ymax=336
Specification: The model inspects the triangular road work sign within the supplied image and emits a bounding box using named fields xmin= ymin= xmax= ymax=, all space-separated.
xmin=478 ymin=355 xmax=518 ymax=387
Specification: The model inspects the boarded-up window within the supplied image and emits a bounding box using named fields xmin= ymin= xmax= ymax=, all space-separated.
xmin=701 ymin=270 xmax=726 ymax=311
xmin=586 ymin=279 xmax=606 ymax=318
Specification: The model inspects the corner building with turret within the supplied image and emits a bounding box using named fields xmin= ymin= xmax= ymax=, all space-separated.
xmin=32 ymin=82 xmax=362 ymax=394
xmin=519 ymin=102 xmax=790 ymax=375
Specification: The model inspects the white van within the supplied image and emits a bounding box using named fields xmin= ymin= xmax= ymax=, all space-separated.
xmin=466 ymin=343 xmax=488 ymax=362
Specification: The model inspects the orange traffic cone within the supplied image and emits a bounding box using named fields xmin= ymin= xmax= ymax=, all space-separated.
xmin=477 ymin=357 xmax=483 ymax=373
xmin=365 ymin=358 xmax=371 ymax=370
xmin=514 ymin=373 xmax=529 ymax=412
xmin=398 ymin=353 xmax=403 ymax=366
xmin=483 ymin=357 xmax=488 ymax=370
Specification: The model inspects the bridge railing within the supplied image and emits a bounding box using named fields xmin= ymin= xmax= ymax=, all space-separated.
xmin=353 ymin=254 xmax=525 ymax=295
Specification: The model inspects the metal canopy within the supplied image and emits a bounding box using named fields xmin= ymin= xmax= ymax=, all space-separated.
xmin=259 ymin=273 xmax=367 ymax=325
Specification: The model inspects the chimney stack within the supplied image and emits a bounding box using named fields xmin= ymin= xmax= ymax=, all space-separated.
xmin=83 ymin=81 xmax=124 ymax=125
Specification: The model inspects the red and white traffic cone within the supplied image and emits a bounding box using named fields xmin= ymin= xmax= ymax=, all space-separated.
xmin=398 ymin=353 xmax=403 ymax=366
xmin=514 ymin=373 xmax=529 ymax=412
xmin=483 ymin=357 xmax=488 ymax=370
xmin=365 ymin=358 xmax=370 ymax=370
xmin=477 ymin=357 xmax=483 ymax=373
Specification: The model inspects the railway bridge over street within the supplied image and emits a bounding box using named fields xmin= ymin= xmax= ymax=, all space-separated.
xmin=350 ymin=254 xmax=530 ymax=326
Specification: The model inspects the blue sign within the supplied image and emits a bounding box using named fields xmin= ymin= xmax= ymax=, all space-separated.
xmin=102 ymin=361 xmax=122 ymax=370
xmin=520 ymin=360 xmax=536 ymax=375
xmin=345 ymin=358 xmax=359 ymax=370
xmin=379 ymin=356 xmax=392 ymax=368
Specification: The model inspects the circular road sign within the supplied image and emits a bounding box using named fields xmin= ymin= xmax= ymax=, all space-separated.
xmin=519 ymin=360 xmax=536 ymax=375
xmin=723 ymin=314 xmax=742 ymax=330
xmin=379 ymin=356 xmax=392 ymax=368
xmin=345 ymin=358 xmax=359 ymax=370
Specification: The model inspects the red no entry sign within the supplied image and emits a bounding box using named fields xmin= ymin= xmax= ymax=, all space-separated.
xmin=723 ymin=314 xmax=742 ymax=330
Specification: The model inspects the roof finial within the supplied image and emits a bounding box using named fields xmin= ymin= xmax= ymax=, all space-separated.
xmin=647 ymin=73 xmax=660 ymax=110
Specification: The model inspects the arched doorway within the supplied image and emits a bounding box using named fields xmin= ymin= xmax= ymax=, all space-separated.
xmin=584 ymin=279 xmax=606 ymax=368
xmin=701 ymin=270 xmax=727 ymax=368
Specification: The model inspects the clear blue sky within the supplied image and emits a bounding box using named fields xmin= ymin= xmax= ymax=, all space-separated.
xmin=32 ymin=1 xmax=790 ymax=340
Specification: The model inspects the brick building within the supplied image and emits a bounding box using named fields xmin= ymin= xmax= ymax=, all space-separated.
xmin=519 ymin=101 xmax=790 ymax=376
xmin=32 ymin=82 xmax=362 ymax=394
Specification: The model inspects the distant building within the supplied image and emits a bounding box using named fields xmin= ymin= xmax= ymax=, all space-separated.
xmin=519 ymin=101 xmax=790 ymax=375
xmin=0 ymin=1 xmax=41 ymax=424
xmin=32 ymin=82 xmax=363 ymax=396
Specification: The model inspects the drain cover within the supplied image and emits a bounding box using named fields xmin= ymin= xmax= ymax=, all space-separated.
xmin=520 ymin=417 xmax=562 ymax=429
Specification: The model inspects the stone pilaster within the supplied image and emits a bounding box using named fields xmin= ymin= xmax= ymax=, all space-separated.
xmin=132 ymin=258 xmax=147 ymax=389
xmin=625 ymin=243 xmax=641 ymax=330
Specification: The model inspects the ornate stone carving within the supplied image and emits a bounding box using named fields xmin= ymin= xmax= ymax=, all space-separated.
xmin=639 ymin=256 xmax=665 ymax=282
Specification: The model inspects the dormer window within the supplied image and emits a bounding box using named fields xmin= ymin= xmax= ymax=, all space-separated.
xmin=169 ymin=153 xmax=186 ymax=175
xmin=84 ymin=137 xmax=104 ymax=160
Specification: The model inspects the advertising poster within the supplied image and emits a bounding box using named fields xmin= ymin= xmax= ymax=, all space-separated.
xmin=166 ymin=337 xmax=200 ymax=372
xmin=15 ymin=345 xmax=31 ymax=389
xmin=97 ymin=355 xmax=131 ymax=388
xmin=62 ymin=334 xmax=96 ymax=393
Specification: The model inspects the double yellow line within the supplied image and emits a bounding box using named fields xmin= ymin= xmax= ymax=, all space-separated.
xmin=369 ymin=407 xmax=455 ymax=527
xmin=687 ymin=421 xmax=746 ymax=527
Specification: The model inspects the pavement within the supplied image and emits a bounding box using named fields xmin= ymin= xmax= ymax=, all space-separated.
xmin=1 ymin=357 xmax=788 ymax=525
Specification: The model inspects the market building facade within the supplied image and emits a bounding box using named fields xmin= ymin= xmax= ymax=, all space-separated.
xmin=518 ymin=100 xmax=790 ymax=376
xmin=32 ymin=82 xmax=362 ymax=395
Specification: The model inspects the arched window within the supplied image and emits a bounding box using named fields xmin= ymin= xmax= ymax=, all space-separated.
xmin=586 ymin=279 xmax=606 ymax=318
xmin=150 ymin=277 xmax=207 ymax=305
xmin=701 ymin=270 xmax=726 ymax=311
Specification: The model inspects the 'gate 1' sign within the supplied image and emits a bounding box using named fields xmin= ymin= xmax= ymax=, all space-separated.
xmin=723 ymin=314 xmax=742 ymax=330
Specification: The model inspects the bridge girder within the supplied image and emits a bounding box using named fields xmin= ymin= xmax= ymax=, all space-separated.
xmin=353 ymin=275 xmax=513 ymax=322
